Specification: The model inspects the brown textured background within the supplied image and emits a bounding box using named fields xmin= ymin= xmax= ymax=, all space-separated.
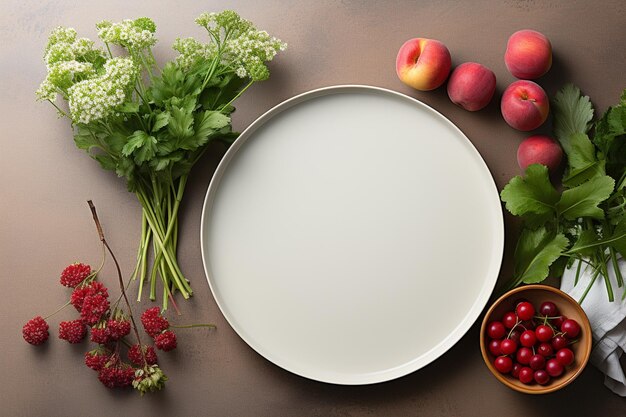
xmin=1 ymin=0 xmax=625 ymax=416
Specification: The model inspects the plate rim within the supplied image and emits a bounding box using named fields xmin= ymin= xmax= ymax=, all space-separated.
xmin=200 ymin=84 xmax=504 ymax=384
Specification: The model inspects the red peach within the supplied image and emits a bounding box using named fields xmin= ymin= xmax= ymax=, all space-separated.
xmin=501 ymin=80 xmax=549 ymax=131
xmin=505 ymin=29 xmax=552 ymax=79
xmin=517 ymin=135 xmax=563 ymax=173
xmin=446 ymin=62 xmax=496 ymax=111
xmin=396 ymin=38 xmax=451 ymax=91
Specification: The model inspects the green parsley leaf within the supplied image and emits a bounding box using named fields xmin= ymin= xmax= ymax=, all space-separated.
xmin=500 ymin=164 xmax=559 ymax=217
xmin=118 ymin=102 xmax=140 ymax=113
xmin=194 ymin=110 xmax=230 ymax=142
xmin=566 ymin=229 xmax=600 ymax=257
xmin=94 ymin=154 xmax=117 ymax=171
xmin=513 ymin=228 xmax=569 ymax=285
xmin=567 ymin=218 xmax=626 ymax=259
xmin=552 ymin=84 xmax=594 ymax=142
xmin=556 ymin=175 xmax=614 ymax=220
xmin=561 ymin=133 xmax=605 ymax=187
xmin=167 ymin=106 xmax=194 ymax=139
xmin=152 ymin=111 xmax=170 ymax=132
xmin=122 ymin=130 xmax=158 ymax=164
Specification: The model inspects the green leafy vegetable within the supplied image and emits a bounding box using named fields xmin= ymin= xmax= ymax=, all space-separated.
xmin=513 ymin=228 xmax=569 ymax=286
xmin=501 ymin=85 xmax=626 ymax=301
xmin=37 ymin=11 xmax=287 ymax=309
xmin=556 ymin=175 xmax=614 ymax=220
xmin=500 ymin=164 xmax=559 ymax=217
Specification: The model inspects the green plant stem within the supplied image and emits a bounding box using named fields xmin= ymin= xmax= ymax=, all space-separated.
xmin=609 ymin=247 xmax=624 ymax=287
xmin=574 ymin=257 xmax=583 ymax=286
xmin=135 ymin=188 xmax=190 ymax=300
xmin=44 ymin=300 xmax=71 ymax=320
xmin=579 ymin=265 xmax=602 ymax=304
xmin=219 ymin=80 xmax=253 ymax=112
xmin=597 ymin=250 xmax=614 ymax=301
xmin=150 ymin=175 xmax=187 ymax=286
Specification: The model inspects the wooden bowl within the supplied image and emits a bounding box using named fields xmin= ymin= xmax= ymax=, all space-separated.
xmin=480 ymin=284 xmax=592 ymax=394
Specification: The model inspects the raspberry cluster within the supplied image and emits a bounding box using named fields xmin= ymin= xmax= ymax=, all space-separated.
xmin=141 ymin=307 xmax=178 ymax=352
xmin=21 ymin=261 xmax=176 ymax=394
xmin=60 ymin=263 xmax=92 ymax=287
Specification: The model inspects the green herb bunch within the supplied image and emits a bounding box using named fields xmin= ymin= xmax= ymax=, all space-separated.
xmin=501 ymin=85 xmax=626 ymax=302
xmin=37 ymin=11 xmax=287 ymax=309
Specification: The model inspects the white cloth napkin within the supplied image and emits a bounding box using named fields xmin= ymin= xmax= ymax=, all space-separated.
xmin=560 ymin=257 xmax=626 ymax=396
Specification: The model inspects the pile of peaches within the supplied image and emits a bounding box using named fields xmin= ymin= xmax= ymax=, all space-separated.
xmin=396 ymin=30 xmax=561 ymax=173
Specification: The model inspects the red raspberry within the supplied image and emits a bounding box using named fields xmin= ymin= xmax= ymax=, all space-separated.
xmin=71 ymin=281 xmax=109 ymax=311
xmin=60 ymin=263 xmax=91 ymax=287
xmin=58 ymin=320 xmax=87 ymax=343
xmin=22 ymin=316 xmax=49 ymax=345
xmin=98 ymin=366 xmax=118 ymax=388
xmin=116 ymin=366 xmax=136 ymax=387
xmin=80 ymin=294 xmax=110 ymax=325
xmin=85 ymin=349 xmax=112 ymax=371
xmin=98 ymin=365 xmax=135 ymax=388
xmin=141 ymin=307 xmax=169 ymax=338
xmin=107 ymin=319 xmax=131 ymax=341
xmin=127 ymin=344 xmax=158 ymax=366
xmin=70 ymin=286 xmax=89 ymax=311
xmin=90 ymin=324 xmax=111 ymax=344
xmin=154 ymin=330 xmax=177 ymax=352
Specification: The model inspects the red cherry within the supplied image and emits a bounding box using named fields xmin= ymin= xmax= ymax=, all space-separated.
xmin=556 ymin=348 xmax=575 ymax=366
xmin=516 ymin=347 xmax=533 ymax=365
xmin=534 ymin=369 xmax=550 ymax=385
xmin=520 ymin=330 xmax=537 ymax=347
xmin=538 ymin=342 xmax=553 ymax=357
xmin=502 ymin=311 xmax=518 ymax=329
xmin=487 ymin=321 xmax=507 ymax=339
xmin=539 ymin=301 xmax=559 ymax=317
xmin=519 ymin=367 xmax=534 ymax=384
xmin=561 ymin=319 xmax=581 ymax=339
xmin=535 ymin=324 xmax=554 ymax=342
xmin=521 ymin=319 xmax=536 ymax=330
xmin=512 ymin=362 xmax=522 ymax=378
xmin=501 ymin=339 xmax=518 ymax=355
xmin=551 ymin=335 xmax=569 ymax=350
xmin=509 ymin=329 xmax=522 ymax=344
xmin=530 ymin=354 xmax=546 ymax=370
xmin=516 ymin=302 xmax=535 ymax=321
xmin=546 ymin=358 xmax=564 ymax=377
xmin=494 ymin=356 xmax=513 ymax=374
xmin=488 ymin=339 xmax=502 ymax=356
xmin=553 ymin=315 xmax=567 ymax=328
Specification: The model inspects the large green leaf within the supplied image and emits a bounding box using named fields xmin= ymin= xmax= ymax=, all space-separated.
xmin=121 ymin=130 xmax=157 ymax=163
xmin=561 ymin=133 xmax=605 ymax=187
xmin=194 ymin=110 xmax=230 ymax=142
xmin=152 ymin=111 xmax=170 ymax=132
xmin=556 ymin=175 xmax=614 ymax=220
xmin=514 ymin=227 xmax=569 ymax=284
xmin=167 ymin=106 xmax=194 ymax=139
xmin=552 ymin=84 xmax=594 ymax=143
xmin=500 ymin=164 xmax=559 ymax=217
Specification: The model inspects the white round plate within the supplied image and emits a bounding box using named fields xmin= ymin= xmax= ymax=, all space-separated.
xmin=200 ymin=85 xmax=504 ymax=385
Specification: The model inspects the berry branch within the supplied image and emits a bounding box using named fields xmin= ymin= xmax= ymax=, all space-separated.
xmin=87 ymin=200 xmax=148 ymax=369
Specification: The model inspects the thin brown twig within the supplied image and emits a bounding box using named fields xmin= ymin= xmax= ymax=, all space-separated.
xmin=88 ymin=200 xmax=149 ymax=369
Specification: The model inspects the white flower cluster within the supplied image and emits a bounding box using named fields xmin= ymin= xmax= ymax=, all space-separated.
xmin=224 ymin=29 xmax=286 ymax=81
xmin=37 ymin=26 xmax=106 ymax=102
xmin=97 ymin=18 xmax=157 ymax=50
xmin=45 ymin=27 xmax=78 ymax=52
xmin=172 ymin=37 xmax=215 ymax=70
xmin=67 ymin=57 xmax=138 ymax=124
xmin=177 ymin=10 xmax=286 ymax=81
